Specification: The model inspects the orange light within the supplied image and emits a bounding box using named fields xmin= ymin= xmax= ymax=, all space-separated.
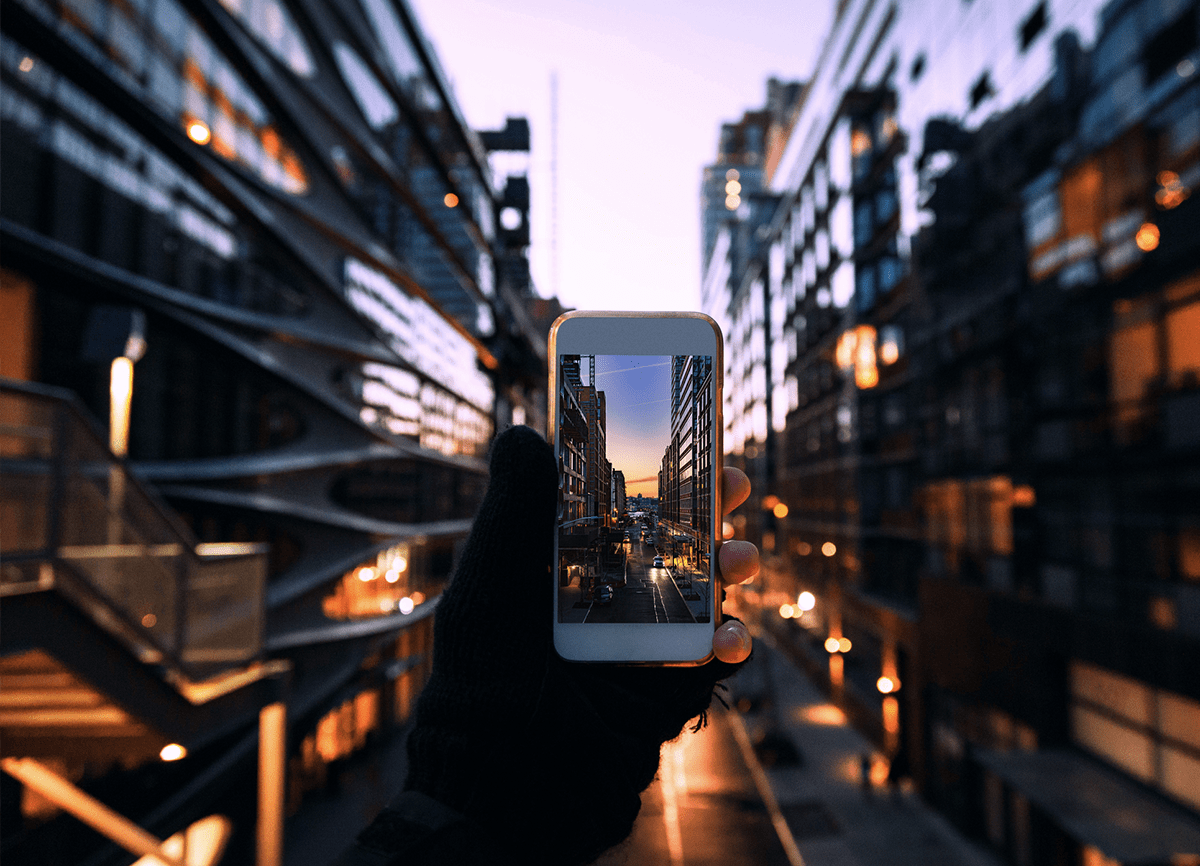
xmin=773 ymin=502 xmax=789 ymax=518
xmin=798 ymin=591 xmax=816 ymax=611
xmin=762 ymin=494 xmax=780 ymax=510
xmin=19 ymin=56 xmax=34 ymax=73
xmin=356 ymin=567 xmax=375 ymax=582
xmin=1011 ymin=484 xmax=1036 ymax=507
xmin=796 ymin=541 xmax=812 ymax=555
xmin=794 ymin=704 xmax=846 ymax=726
xmin=160 ymin=743 xmax=187 ymax=761
xmin=835 ymin=330 xmax=857 ymax=370
xmin=879 ymin=339 xmax=900 ymax=365
xmin=444 ymin=193 xmax=459 ymax=207
xmin=1136 ymin=222 xmax=1160 ymax=252
xmin=141 ymin=614 xmax=157 ymax=628
xmin=838 ymin=637 xmax=852 ymax=653
xmin=779 ymin=603 xmax=795 ymax=619
xmin=722 ymin=521 xmax=735 ymax=540
xmin=186 ymin=120 xmax=211 ymax=145
xmin=825 ymin=637 xmax=841 ymax=653
xmin=882 ymin=695 xmax=900 ymax=734
xmin=725 ymin=194 xmax=740 ymax=210
xmin=822 ymin=542 xmax=837 ymax=557
xmin=725 ymin=180 xmax=742 ymax=195
xmin=410 ymin=591 xmax=425 ymax=605
xmin=877 ymin=675 xmax=897 ymax=694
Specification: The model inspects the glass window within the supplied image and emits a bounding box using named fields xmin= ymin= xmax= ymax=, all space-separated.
xmin=854 ymin=200 xmax=874 ymax=246
xmin=879 ymin=256 xmax=903 ymax=293
xmin=216 ymin=0 xmax=315 ymax=76
xmin=333 ymin=41 xmax=398 ymax=130
xmin=856 ymin=264 xmax=876 ymax=312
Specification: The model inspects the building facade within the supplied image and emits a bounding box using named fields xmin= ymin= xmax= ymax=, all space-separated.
xmin=706 ymin=0 xmax=1200 ymax=862
xmin=0 ymin=0 xmax=546 ymax=861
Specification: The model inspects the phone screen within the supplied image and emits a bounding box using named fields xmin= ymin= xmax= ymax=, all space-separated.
xmin=556 ymin=353 xmax=715 ymax=625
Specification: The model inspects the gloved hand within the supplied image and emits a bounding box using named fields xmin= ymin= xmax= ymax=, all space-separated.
xmin=343 ymin=425 xmax=758 ymax=865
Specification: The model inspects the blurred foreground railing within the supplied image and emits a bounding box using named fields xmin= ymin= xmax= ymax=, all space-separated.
xmin=0 ymin=378 xmax=266 ymax=675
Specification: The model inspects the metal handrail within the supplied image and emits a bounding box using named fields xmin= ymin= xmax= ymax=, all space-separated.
xmin=0 ymin=378 xmax=267 ymax=676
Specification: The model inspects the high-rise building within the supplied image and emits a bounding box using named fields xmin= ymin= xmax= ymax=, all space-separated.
xmin=709 ymin=0 xmax=1200 ymax=861
xmin=0 ymin=0 xmax=547 ymax=861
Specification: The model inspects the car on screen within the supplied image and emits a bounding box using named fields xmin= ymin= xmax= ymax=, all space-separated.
xmin=652 ymin=556 xmax=664 ymax=568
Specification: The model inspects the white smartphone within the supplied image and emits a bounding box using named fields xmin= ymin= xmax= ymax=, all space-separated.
xmin=548 ymin=311 xmax=723 ymax=664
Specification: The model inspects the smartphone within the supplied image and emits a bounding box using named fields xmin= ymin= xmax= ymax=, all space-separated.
xmin=548 ymin=311 xmax=723 ymax=664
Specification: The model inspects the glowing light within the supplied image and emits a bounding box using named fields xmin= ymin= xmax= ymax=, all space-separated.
xmin=141 ymin=614 xmax=157 ymax=628
xmin=110 ymin=357 xmax=134 ymax=457
xmin=851 ymin=128 xmax=872 ymax=157
xmin=854 ymin=325 xmax=879 ymax=389
xmin=798 ymin=591 xmax=816 ymax=611
xmin=725 ymin=168 xmax=740 ymax=181
xmin=822 ymin=542 xmax=837 ymax=557
xmin=1011 ymin=485 xmax=1036 ymax=507
xmin=1155 ymin=172 xmax=1190 ymax=210
xmin=725 ymin=180 xmax=742 ymax=195
xmin=796 ymin=541 xmax=812 ymax=555
xmin=1135 ymin=222 xmax=1160 ymax=252
xmin=773 ymin=502 xmax=789 ymax=519
xmin=794 ymin=704 xmax=846 ymax=726
xmin=19 ymin=56 xmax=34 ymax=73
xmin=879 ymin=339 xmax=900 ymax=365
xmin=835 ymin=330 xmax=857 ymax=370
xmin=398 ymin=596 xmax=414 ymax=615
xmin=410 ymin=591 xmax=425 ymax=605
xmin=825 ymin=637 xmax=841 ymax=653
xmin=877 ymin=675 xmax=898 ymax=694
xmin=443 ymin=193 xmax=459 ymax=207
xmin=160 ymin=743 xmax=187 ymax=761
xmin=384 ymin=569 xmax=400 ymax=583
xmin=725 ymin=194 xmax=740 ymax=210
xmin=393 ymin=555 xmax=408 ymax=572
xmin=722 ymin=521 xmax=735 ymax=540
xmin=379 ymin=599 xmax=392 ymax=611
xmin=762 ymin=494 xmax=780 ymax=510
xmin=1179 ymin=58 xmax=1196 ymax=78
xmin=780 ymin=604 xmax=795 ymax=619
xmin=186 ymin=120 xmax=212 ymax=145
xmin=838 ymin=637 xmax=852 ymax=653
xmin=883 ymin=695 xmax=900 ymax=735
xmin=356 ymin=567 xmax=375 ymax=582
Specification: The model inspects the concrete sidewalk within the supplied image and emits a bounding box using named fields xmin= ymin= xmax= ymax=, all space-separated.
xmin=726 ymin=632 xmax=1004 ymax=866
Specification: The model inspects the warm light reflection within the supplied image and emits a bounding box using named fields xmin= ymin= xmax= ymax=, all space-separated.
xmin=398 ymin=596 xmax=414 ymax=614
xmin=725 ymin=180 xmax=742 ymax=195
xmin=187 ymin=120 xmax=212 ymax=145
xmin=726 ymin=194 xmax=741 ymax=210
xmin=880 ymin=339 xmax=899 ymax=365
xmin=796 ymin=541 xmax=812 ymax=555
xmin=793 ymin=703 xmax=846 ymax=726
xmin=798 ymin=591 xmax=816 ymax=611
xmin=19 ymin=56 xmax=34 ymax=73
xmin=838 ymin=637 xmax=852 ymax=653
xmin=443 ymin=193 xmax=459 ymax=207
xmin=722 ymin=520 xmax=735 ymax=540
xmin=773 ymin=502 xmax=789 ymax=518
xmin=1136 ymin=222 xmax=1160 ymax=251
xmin=877 ymin=675 xmax=898 ymax=694
xmin=141 ymin=614 xmax=157 ymax=628
xmin=325 ymin=544 xmax=420 ymax=620
xmin=356 ymin=567 xmax=375 ymax=582
xmin=160 ymin=743 xmax=187 ymax=761
xmin=829 ymin=653 xmax=844 ymax=689
xmin=882 ymin=696 xmax=900 ymax=736
xmin=822 ymin=542 xmax=836 ymax=557
xmin=780 ymin=603 xmax=795 ymax=618
xmin=825 ymin=636 xmax=841 ymax=653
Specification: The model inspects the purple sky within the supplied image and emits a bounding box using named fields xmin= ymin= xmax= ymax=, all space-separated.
xmin=408 ymin=0 xmax=833 ymax=312
xmin=589 ymin=355 xmax=672 ymax=498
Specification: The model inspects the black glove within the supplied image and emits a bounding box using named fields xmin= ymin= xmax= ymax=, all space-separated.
xmin=343 ymin=425 xmax=747 ymax=866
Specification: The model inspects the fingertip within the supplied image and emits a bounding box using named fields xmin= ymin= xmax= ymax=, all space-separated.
xmin=712 ymin=620 xmax=752 ymax=664
xmin=718 ymin=540 xmax=760 ymax=585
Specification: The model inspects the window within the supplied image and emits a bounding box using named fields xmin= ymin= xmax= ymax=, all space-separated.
xmin=969 ymin=72 xmax=995 ymax=110
xmin=1019 ymin=3 xmax=1048 ymax=52
xmin=1143 ymin=7 xmax=1199 ymax=84
xmin=910 ymin=52 xmax=926 ymax=82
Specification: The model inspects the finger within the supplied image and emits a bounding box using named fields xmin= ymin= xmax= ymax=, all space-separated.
xmin=712 ymin=619 xmax=752 ymax=664
xmin=718 ymin=540 xmax=759 ymax=587
xmin=722 ymin=467 xmax=750 ymax=515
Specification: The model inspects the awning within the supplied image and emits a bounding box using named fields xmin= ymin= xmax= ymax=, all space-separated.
xmin=975 ymin=747 xmax=1200 ymax=864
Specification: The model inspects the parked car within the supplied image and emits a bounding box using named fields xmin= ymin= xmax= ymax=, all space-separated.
xmin=652 ymin=556 xmax=664 ymax=568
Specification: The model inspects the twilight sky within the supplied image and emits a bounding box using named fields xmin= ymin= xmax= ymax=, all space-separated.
xmin=588 ymin=355 xmax=672 ymax=499
xmin=408 ymin=0 xmax=833 ymax=312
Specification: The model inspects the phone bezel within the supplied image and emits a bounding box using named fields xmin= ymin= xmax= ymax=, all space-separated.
xmin=548 ymin=311 xmax=724 ymax=664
